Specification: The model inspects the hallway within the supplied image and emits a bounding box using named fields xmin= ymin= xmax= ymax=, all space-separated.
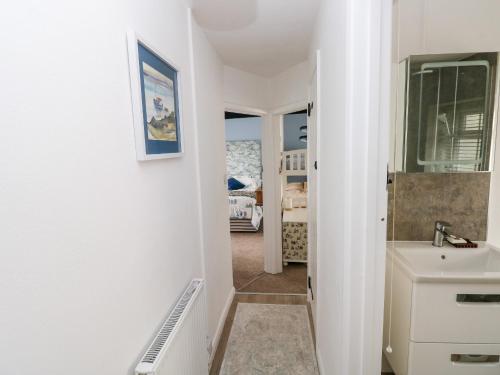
xmin=210 ymin=294 xmax=316 ymax=375
xmin=1 ymin=0 xmax=393 ymax=374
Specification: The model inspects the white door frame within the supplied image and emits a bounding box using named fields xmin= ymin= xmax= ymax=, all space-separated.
xmin=224 ymin=103 xmax=281 ymax=274
xmin=307 ymin=51 xmax=320 ymax=326
xmin=224 ymin=102 xmax=309 ymax=275
xmin=270 ymin=101 xmax=308 ymax=274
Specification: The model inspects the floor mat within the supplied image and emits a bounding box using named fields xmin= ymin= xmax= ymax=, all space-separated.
xmin=220 ymin=303 xmax=318 ymax=375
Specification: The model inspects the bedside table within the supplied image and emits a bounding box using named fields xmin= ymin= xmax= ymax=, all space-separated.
xmin=255 ymin=188 xmax=263 ymax=206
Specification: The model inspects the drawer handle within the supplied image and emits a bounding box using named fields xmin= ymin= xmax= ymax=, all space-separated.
xmin=451 ymin=354 xmax=500 ymax=364
xmin=456 ymin=294 xmax=500 ymax=303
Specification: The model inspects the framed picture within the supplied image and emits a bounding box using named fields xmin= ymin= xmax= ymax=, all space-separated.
xmin=127 ymin=31 xmax=183 ymax=160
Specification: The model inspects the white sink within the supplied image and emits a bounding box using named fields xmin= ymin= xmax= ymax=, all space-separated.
xmin=387 ymin=241 xmax=500 ymax=282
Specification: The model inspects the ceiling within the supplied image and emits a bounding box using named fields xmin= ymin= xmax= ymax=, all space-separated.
xmin=192 ymin=0 xmax=320 ymax=77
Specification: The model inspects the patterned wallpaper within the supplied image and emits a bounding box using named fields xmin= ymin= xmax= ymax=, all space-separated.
xmin=226 ymin=141 xmax=262 ymax=187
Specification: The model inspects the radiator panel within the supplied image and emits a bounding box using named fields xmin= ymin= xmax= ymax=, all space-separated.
xmin=136 ymin=279 xmax=208 ymax=375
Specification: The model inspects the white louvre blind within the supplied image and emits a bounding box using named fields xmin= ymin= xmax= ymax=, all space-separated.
xmin=451 ymin=112 xmax=484 ymax=171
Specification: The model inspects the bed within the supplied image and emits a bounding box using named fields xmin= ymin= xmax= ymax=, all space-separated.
xmin=281 ymin=148 xmax=307 ymax=176
xmin=283 ymin=183 xmax=307 ymax=209
xmin=282 ymin=208 xmax=308 ymax=265
xmin=228 ymin=195 xmax=263 ymax=232
xmin=228 ymin=186 xmax=258 ymax=199
xmin=226 ymin=140 xmax=264 ymax=232
xmin=228 ymin=177 xmax=262 ymax=232
xmin=281 ymin=148 xmax=308 ymax=264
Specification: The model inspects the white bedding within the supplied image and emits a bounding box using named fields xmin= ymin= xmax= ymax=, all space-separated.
xmin=228 ymin=176 xmax=260 ymax=198
xmin=228 ymin=196 xmax=263 ymax=230
xmin=283 ymin=189 xmax=307 ymax=208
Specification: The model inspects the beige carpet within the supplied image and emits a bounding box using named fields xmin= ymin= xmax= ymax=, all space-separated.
xmin=231 ymin=232 xmax=308 ymax=294
xmin=220 ymin=303 xmax=319 ymax=374
xmin=239 ymin=263 xmax=307 ymax=294
xmin=231 ymin=232 xmax=265 ymax=290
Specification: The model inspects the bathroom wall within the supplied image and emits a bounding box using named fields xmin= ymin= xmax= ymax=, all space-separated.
xmin=390 ymin=0 xmax=500 ymax=244
xmin=387 ymin=173 xmax=491 ymax=241
xmin=397 ymin=0 xmax=500 ymax=61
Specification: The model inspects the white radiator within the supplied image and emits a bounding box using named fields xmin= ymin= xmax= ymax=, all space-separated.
xmin=135 ymin=279 xmax=208 ymax=375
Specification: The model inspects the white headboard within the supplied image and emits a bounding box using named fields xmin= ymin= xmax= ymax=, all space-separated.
xmin=282 ymin=149 xmax=307 ymax=176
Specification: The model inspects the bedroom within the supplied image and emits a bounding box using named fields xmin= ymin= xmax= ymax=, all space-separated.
xmin=225 ymin=110 xmax=309 ymax=294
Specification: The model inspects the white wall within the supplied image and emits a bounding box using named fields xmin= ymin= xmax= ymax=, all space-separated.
xmin=398 ymin=0 xmax=500 ymax=60
xmin=223 ymin=65 xmax=270 ymax=110
xmin=269 ymin=61 xmax=309 ymax=109
xmin=190 ymin=14 xmax=234 ymax=355
xmin=309 ymin=1 xmax=348 ymax=372
xmin=310 ymin=0 xmax=391 ymax=373
xmin=490 ymin=126 xmax=500 ymax=246
xmin=394 ymin=0 xmax=500 ymax=246
xmin=0 ymin=1 xmax=231 ymax=374
xmin=223 ymin=61 xmax=309 ymax=111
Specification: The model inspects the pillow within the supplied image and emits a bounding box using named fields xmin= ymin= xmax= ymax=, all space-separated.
xmin=228 ymin=177 xmax=245 ymax=191
xmin=285 ymin=182 xmax=304 ymax=191
xmin=233 ymin=176 xmax=257 ymax=190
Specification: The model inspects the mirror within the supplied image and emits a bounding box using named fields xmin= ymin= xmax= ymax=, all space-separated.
xmin=393 ymin=52 xmax=499 ymax=172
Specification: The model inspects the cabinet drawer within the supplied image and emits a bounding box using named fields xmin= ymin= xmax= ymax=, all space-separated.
xmin=409 ymin=342 xmax=500 ymax=375
xmin=411 ymin=283 xmax=500 ymax=343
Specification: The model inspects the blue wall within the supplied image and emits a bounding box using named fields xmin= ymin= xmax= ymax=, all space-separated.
xmin=283 ymin=113 xmax=307 ymax=151
xmin=225 ymin=117 xmax=262 ymax=141
xmin=283 ymin=113 xmax=308 ymax=183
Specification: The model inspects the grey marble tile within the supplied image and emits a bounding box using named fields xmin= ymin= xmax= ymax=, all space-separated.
xmin=387 ymin=172 xmax=490 ymax=241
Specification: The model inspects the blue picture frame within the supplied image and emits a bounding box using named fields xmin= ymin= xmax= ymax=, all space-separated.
xmin=127 ymin=32 xmax=183 ymax=160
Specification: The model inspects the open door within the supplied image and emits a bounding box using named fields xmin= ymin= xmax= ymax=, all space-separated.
xmin=307 ymin=63 xmax=318 ymax=326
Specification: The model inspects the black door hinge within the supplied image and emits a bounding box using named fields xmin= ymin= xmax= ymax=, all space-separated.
xmin=314 ymin=161 xmax=318 ymax=170
xmin=307 ymin=101 xmax=314 ymax=116
xmin=308 ymin=276 xmax=314 ymax=300
xmin=386 ymin=165 xmax=393 ymax=188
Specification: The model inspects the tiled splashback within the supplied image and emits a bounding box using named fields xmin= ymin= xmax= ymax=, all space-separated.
xmin=387 ymin=172 xmax=491 ymax=241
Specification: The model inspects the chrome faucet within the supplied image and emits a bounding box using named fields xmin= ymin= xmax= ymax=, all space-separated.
xmin=432 ymin=220 xmax=451 ymax=247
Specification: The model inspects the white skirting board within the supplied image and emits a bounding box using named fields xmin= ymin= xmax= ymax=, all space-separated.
xmin=208 ymin=286 xmax=235 ymax=368
xmin=316 ymin=349 xmax=324 ymax=375
xmin=381 ymin=352 xmax=393 ymax=372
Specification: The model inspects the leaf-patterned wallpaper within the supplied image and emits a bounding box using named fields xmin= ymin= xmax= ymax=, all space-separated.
xmin=226 ymin=141 xmax=262 ymax=187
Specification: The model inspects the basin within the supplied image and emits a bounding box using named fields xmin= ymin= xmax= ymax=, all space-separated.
xmin=387 ymin=242 xmax=500 ymax=283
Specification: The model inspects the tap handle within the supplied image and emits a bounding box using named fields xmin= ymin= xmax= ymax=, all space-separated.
xmin=435 ymin=220 xmax=451 ymax=231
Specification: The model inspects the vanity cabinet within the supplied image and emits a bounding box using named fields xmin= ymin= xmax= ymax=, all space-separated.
xmin=408 ymin=342 xmax=500 ymax=375
xmin=383 ymin=250 xmax=500 ymax=375
xmin=411 ymin=283 xmax=500 ymax=344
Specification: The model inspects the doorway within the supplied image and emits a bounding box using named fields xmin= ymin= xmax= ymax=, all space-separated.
xmin=224 ymin=106 xmax=312 ymax=295
xmin=279 ymin=110 xmax=309 ymax=293
xmin=225 ymin=111 xmax=265 ymax=291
